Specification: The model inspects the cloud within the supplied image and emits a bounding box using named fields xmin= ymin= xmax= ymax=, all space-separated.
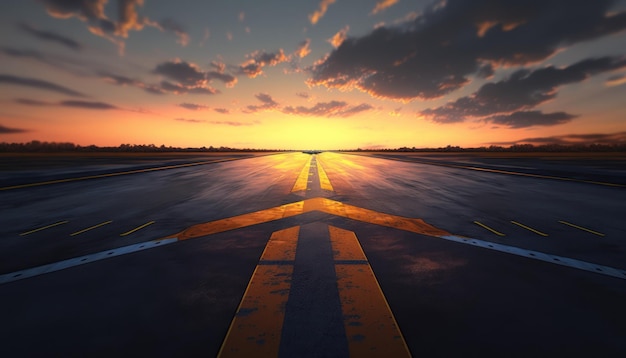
xmin=214 ymin=108 xmax=230 ymax=114
xmin=0 ymin=124 xmax=28 ymax=134
xmin=175 ymin=117 xmax=205 ymax=123
xmin=0 ymin=74 xmax=85 ymax=97
xmin=282 ymin=101 xmax=373 ymax=117
xmin=420 ymin=56 xmax=626 ymax=126
xmin=40 ymin=0 xmax=189 ymax=52
xmin=308 ymin=0 xmax=626 ymax=100
xmin=152 ymin=60 xmax=226 ymax=94
xmin=328 ymin=26 xmax=349 ymax=48
xmin=19 ymin=23 xmax=82 ymax=51
xmin=178 ymin=103 xmax=210 ymax=111
xmin=154 ymin=18 xmax=189 ymax=46
xmin=295 ymin=39 xmax=311 ymax=58
xmin=59 ymin=100 xmax=118 ymax=109
xmin=606 ymin=74 xmax=626 ymax=86
xmin=206 ymin=71 xmax=237 ymax=87
xmin=371 ymin=0 xmax=399 ymax=15
xmin=15 ymin=98 xmax=119 ymax=110
xmin=175 ymin=118 xmax=255 ymax=126
xmin=309 ymin=0 xmax=336 ymax=25
xmin=153 ymin=60 xmax=206 ymax=86
xmin=489 ymin=131 xmax=626 ymax=146
xmin=486 ymin=111 xmax=576 ymax=128
xmin=296 ymin=92 xmax=310 ymax=99
xmin=245 ymin=93 xmax=280 ymax=112
xmin=239 ymin=12 xmax=245 ymax=22
xmin=238 ymin=49 xmax=289 ymax=78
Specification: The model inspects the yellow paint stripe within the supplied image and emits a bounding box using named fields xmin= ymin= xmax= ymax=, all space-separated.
xmin=316 ymin=156 xmax=334 ymax=191
xmin=70 ymin=220 xmax=113 ymax=236
xmin=0 ymin=157 xmax=242 ymax=191
xmin=291 ymin=156 xmax=312 ymax=192
xmin=473 ymin=221 xmax=506 ymax=237
xmin=329 ymin=226 xmax=411 ymax=357
xmin=510 ymin=220 xmax=548 ymax=237
xmin=558 ymin=220 xmax=605 ymax=237
xmin=259 ymin=226 xmax=299 ymax=261
xmin=174 ymin=197 xmax=450 ymax=241
xmin=218 ymin=227 xmax=299 ymax=358
xmin=19 ymin=220 xmax=69 ymax=236
xmin=119 ymin=221 xmax=155 ymax=236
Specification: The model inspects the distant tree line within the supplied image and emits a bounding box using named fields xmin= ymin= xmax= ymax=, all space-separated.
xmin=1 ymin=141 xmax=625 ymax=153
xmin=0 ymin=141 xmax=283 ymax=153
xmin=350 ymin=143 xmax=626 ymax=152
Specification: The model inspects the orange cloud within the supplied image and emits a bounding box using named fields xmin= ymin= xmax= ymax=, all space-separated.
xmin=309 ymin=0 xmax=336 ymax=25
xmin=328 ymin=26 xmax=349 ymax=48
xmin=371 ymin=0 xmax=399 ymax=15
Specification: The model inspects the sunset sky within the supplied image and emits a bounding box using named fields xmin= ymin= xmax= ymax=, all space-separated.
xmin=1 ymin=0 xmax=626 ymax=150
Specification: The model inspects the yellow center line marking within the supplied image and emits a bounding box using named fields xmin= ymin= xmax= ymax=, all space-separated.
xmin=70 ymin=220 xmax=113 ymax=236
xmin=510 ymin=220 xmax=548 ymax=237
xmin=473 ymin=221 xmax=506 ymax=236
xmin=218 ymin=227 xmax=299 ymax=358
xmin=19 ymin=220 xmax=69 ymax=236
xmin=291 ymin=156 xmax=312 ymax=192
xmin=329 ymin=226 xmax=411 ymax=357
xmin=0 ymin=157 xmax=244 ymax=191
xmin=558 ymin=220 xmax=605 ymax=237
xmin=316 ymin=156 xmax=334 ymax=191
xmin=119 ymin=221 xmax=155 ymax=236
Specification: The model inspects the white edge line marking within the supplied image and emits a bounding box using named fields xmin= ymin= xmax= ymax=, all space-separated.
xmin=0 ymin=238 xmax=178 ymax=285
xmin=440 ymin=235 xmax=626 ymax=280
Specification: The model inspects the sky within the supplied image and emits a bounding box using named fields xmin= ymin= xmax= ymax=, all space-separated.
xmin=1 ymin=0 xmax=626 ymax=150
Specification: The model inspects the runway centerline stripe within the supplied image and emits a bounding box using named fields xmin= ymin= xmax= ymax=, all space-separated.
xmin=119 ymin=221 xmax=155 ymax=236
xmin=0 ymin=157 xmax=247 ymax=191
xmin=316 ymin=155 xmax=334 ymax=191
xmin=510 ymin=220 xmax=548 ymax=237
xmin=558 ymin=220 xmax=605 ymax=237
xmin=329 ymin=226 xmax=411 ymax=357
xmin=70 ymin=220 xmax=113 ymax=236
xmin=473 ymin=221 xmax=506 ymax=236
xmin=218 ymin=226 xmax=299 ymax=358
xmin=19 ymin=220 xmax=69 ymax=236
xmin=291 ymin=156 xmax=313 ymax=192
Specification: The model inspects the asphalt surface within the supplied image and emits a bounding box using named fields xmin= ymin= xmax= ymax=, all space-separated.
xmin=0 ymin=151 xmax=625 ymax=357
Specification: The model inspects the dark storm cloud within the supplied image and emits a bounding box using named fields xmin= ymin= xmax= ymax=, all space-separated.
xmin=178 ymin=103 xmax=210 ymax=111
xmin=486 ymin=111 xmax=576 ymax=128
xmin=420 ymin=56 xmax=626 ymax=126
xmin=282 ymin=101 xmax=373 ymax=117
xmin=308 ymin=0 xmax=626 ymax=100
xmin=489 ymin=131 xmax=626 ymax=146
xmin=19 ymin=23 xmax=82 ymax=50
xmin=0 ymin=74 xmax=85 ymax=97
xmin=0 ymin=124 xmax=29 ymax=134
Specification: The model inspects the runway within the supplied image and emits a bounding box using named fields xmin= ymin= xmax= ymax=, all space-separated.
xmin=1 ymin=152 xmax=625 ymax=356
